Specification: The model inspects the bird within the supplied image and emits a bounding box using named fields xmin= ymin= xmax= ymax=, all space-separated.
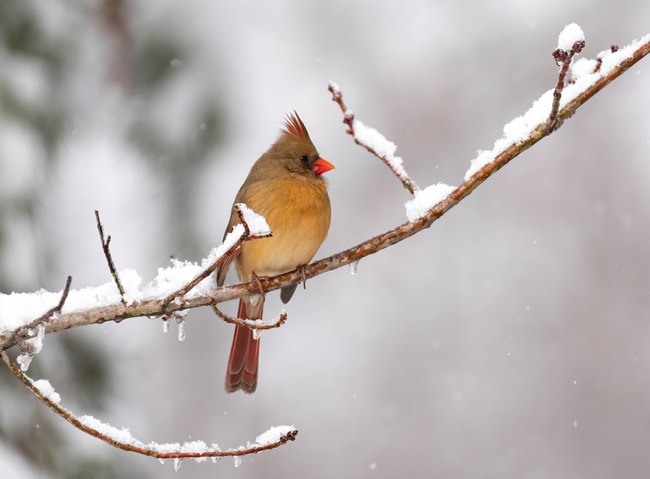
xmin=216 ymin=112 xmax=334 ymax=393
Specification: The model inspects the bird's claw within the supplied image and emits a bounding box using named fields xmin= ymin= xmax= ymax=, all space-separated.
xmin=251 ymin=272 xmax=265 ymax=296
xmin=297 ymin=264 xmax=309 ymax=290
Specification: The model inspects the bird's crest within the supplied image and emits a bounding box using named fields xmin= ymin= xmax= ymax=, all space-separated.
xmin=282 ymin=111 xmax=311 ymax=141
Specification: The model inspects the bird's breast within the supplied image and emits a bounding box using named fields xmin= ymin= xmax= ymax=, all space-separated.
xmin=235 ymin=177 xmax=330 ymax=281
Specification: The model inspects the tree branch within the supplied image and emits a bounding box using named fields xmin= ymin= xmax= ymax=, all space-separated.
xmin=1 ymin=350 xmax=297 ymax=462
xmin=1 ymin=26 xmax=648 ymax=468
xmin=1 ymin=32 xmax=649 ymax=352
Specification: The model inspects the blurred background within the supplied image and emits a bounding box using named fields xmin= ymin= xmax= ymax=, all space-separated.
xmin=1 ymin=1 xmax=649 ymax=478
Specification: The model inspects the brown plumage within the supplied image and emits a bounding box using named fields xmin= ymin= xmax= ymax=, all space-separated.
xmin=217 ymin=112 xmax=334 ymax=393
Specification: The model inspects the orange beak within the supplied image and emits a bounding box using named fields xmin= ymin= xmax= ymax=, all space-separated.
xmin=313 ymin=157 xmax=335 ymax=175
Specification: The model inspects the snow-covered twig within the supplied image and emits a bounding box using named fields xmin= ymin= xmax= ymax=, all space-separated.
xmin=328 ymin=81 xmax=418 ymax=195
xmin=161 ymin=204 xmax=271 ymax=308
xmin=547 ymin=23 xmax=586 ymax=131
xmin=0 ymin=350 xmax=297 ymax=462
xmin=1 ymin=276 xmax=72 ymax=363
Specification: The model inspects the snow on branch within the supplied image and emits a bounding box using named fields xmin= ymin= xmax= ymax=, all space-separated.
xmin=1 ymin=351 xmax=297 ymax=467
xmin=547 ymin=23 xmax=586 ymax=131
xmin=160 ymin=203 xmax=271 ymax=308
xmin=0 ymin=24 xmax=649 ymax=466
xmin=328 ymin=81 xmax=419 ymax=195
xmin=13 ymin=275 xmax=72 ymax=371
xmin=0 ymin=204 xmax=272 ymax=353
xmin=465 ymin=28 xmax=650 ymax=181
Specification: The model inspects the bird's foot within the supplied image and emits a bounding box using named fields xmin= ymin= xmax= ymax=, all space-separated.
xmin=296 ymin=264 xmax=309 ymax=290
xmin=250 ymin=272 xmax=266 ymax=296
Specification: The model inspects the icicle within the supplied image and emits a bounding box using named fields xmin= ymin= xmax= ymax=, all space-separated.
xmin=349 ymin=260 xmax=359 ymax=275
xmin=173 ymin=457 xmax=183 ymax=472
xmin=158 ymin=458 xmax=166 ymax=465
xmin=36 ymin=323 xmax=45 ymax=338
xmin=16 ymin=324 xmax=45 ymax=371
xmin=16 ymin=353 xmax=33 ymax=372
xmin=177 ymin=317 xmax=186 ymax=342
xmin=162 ymin=318 xmax=170 ymax=333
xmin=233 ymin=456 xmax=242 ymax=468
xmin=210 ymin=444 xmax=221 ymax=463
xmin=252 ymin=328 xmax=262 ymax=341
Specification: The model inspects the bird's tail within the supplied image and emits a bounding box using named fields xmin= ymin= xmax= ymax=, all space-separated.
xmin=225 ymin=297 xmax=262 ymax=393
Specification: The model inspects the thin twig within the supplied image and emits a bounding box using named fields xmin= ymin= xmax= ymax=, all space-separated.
xmin=95 ymin=210 xmax=127 ymax=306
xmin=547 ymin=39 xmax=586 ymax=131
xmin=211 ymin=303 xmax=287 ymax=330
xmin=38 ymin=275 xmax=72 ymax=324
xmin=0 ymin=350 xmax=297 ymax=459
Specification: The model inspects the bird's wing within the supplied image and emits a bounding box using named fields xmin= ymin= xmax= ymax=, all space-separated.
xmin=216 ymin=206 xmax=241 ymax=286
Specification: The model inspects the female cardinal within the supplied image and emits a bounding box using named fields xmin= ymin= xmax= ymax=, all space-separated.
xmin=216 ymin=112 xmax=334 ymax=393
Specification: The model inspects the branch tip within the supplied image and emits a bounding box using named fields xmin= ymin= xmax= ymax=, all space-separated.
xmin=547 ymin=38 xmax=586 ymax=132
xmin=95 ymin=210 xmax=127 ymax=306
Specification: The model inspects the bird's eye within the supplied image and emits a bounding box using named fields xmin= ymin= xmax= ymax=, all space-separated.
xmin=299 ymin=155 xmax=309 ymax=164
